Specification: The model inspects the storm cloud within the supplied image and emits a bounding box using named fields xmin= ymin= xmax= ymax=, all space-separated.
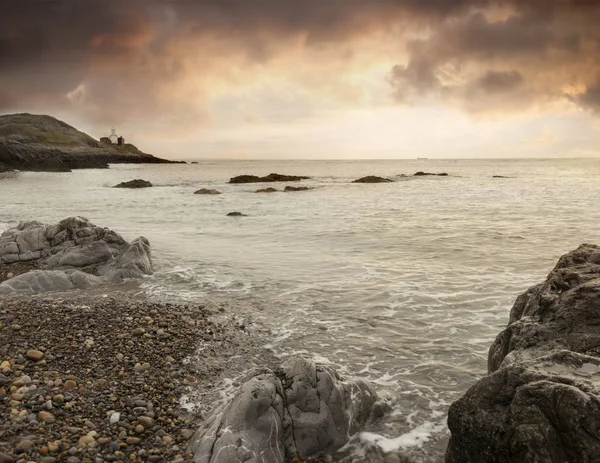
xmin=1 ymin=0 xmax=600 ymax=139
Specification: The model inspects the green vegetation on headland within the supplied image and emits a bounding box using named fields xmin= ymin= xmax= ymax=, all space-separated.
xmin=0 ymin=113 xmax=179 ymax=172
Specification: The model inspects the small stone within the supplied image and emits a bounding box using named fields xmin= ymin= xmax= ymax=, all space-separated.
xmin=0 ymin=453 xmax=14 ymax=463
xmin=16 ymin=439 xmax=34 ymax=451
xmin=53 ymin=394 xmax=64 ymax=404
xmin=25 ymin=350 xmax=44 ymax=361
xmin=64 ymin=380 xmax=77 ymax=390
xmin=162 ymin=436 xmax=173 ymax=445
xmin=40 ymin=446 xmax=49 ymax=455
xmin=115 ymin=354 xmax=124 ymax=361
xmin=47 ymin=442 xmax=60 ymax=453
xmin=109 ymin=412 xmax=120 ymax=424
xmin=138 ymin=416 xmax=154 ymax=428
xmin=41 ymin=458 xmax=57 ymax=463
xmin=38 ymin=411 xmax=55 ymax=422
xmin=126 ymin=437 xmax=141 ymax=445
xmin=185 ymin=375 xmax=196 ymax=383
xmin=84 ymin=420 xmax=95 ymax=428
xmin=78 ymin=435 xmax=95 ymax=447
xmin=11 ymin=393 xmax=24 ymax=401
xmin=132 ymin=328 xmax=145 ymax=336
xmin=12 ymin=375 xmax=31 ymax=387
xmin=66 ymin=457 xmax=80 ymax=463
xmin=135 ymin=425 xmax=144 ymax=434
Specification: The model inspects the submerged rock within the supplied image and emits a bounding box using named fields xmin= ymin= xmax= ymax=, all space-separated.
xmin=352 ymin=176 xmax=393 ymax=183
xmin=446 ymin=244 xmax=600 ymax=463
xmin=194 ymin=188 xmax=221 ymax=195
xmin=492 ymin=175 xmax=510 ymax=178
xmin=284 ymin=186 xmax=311 ymax=192
xmin=229 ymin=173 xmax=310 ymax=184
xmin=414 ymin=171 xmax=448 ymax=176
xmin=190 ymin=357 xmax=390 ymax=463
xmin=227 ymin=212 xmax=247 ymax=217
xmin=0 ymin=217 xmax=152 ymax=295
xmin=113 ymin=179 xmax=153 ymax=188
xmin=255 ymin=187 xmax=278 ymax=193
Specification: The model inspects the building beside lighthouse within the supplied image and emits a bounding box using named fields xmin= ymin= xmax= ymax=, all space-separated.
xmin=100 ymin=128 xmax=125 ymax=146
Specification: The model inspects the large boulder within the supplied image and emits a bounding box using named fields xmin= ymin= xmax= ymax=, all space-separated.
xmin=446 ymin=244 xmax=600 ymax=463
xmin=190 ymin=357 xmax=390 ymax=463
xmin=0 ymin=217 xmax=152 ymax=295
xmin=194 ymin=188 xmax=221 ymax=195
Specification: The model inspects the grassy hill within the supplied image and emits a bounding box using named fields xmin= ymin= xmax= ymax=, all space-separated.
xmin=0 ymin=113 xmax=176 ymax=171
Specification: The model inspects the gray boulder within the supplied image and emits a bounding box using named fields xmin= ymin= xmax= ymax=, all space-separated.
xmin=0 ymin=217 xmax=152 ymax=295
xmin=114 ymin=179 xmax=153 ymax=188
xmin=446 ymin=244 xmax=600 ymax=463
xmin=190 ymin=357 xmax=390 ymax=462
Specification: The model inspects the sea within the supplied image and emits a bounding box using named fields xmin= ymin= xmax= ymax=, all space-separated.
xmin=1 ymin=158 xmax=600 ymax=461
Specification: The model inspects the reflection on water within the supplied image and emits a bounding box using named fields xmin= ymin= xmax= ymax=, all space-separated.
xmin=2 ymin=158 xmax=600 ymax=461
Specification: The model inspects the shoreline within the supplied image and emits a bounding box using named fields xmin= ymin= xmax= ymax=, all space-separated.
xmin=0 ymin=292 xmax=277 ymax=463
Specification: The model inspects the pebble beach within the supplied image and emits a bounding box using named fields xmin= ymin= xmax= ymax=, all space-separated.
xmin=0 ymin=293 xmax=273 ymax=463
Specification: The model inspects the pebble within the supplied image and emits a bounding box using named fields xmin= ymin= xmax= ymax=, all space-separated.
xmin=41 ymin=458 xmax=57 ymax=463
xmin=132 ymin=328 xmax=145 ymax=336
xmin=64 ymin=379 xmax=77 ymax=390
xmin=52 ymin=393 xmax=64 ymax=403
xmin=109 ymin=412 xmax=120 ymax=424
xmin=16 ymin=439 xmax=34 ymax=451
xmin=0 ymin=453 xmax=14 ymax=463
xmin=25 ymin=349 xmax=44 ymax=361
xmin=126 ymin=437 xmax=141 ymax=445
xmin=38 ymin=411 xmax=55 ymax=422
xmin=138 ymin=416 xmax=154 ymax=428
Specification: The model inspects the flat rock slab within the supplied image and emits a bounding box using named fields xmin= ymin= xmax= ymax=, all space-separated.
xmin=113 ymin=179 xmax=153 ymax=188
xmin=352 ymin=176 xmax=393 ymax=183
xmin=229 ymin=173 xmax=310 ymax=184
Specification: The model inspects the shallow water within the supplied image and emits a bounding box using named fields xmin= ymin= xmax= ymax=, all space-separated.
xmin=1 ymin=158 xmax=600 ymax=461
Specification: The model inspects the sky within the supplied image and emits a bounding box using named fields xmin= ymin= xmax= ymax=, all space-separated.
xmin=2 ymin=0 xmax=600 ymax=160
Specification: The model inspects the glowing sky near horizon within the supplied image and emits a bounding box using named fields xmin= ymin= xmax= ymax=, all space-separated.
xmin=2 ymin=0 xmax=600 ymax=159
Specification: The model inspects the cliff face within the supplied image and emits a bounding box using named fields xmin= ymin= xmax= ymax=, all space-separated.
xmin=0 ymin=113 xmax=176 ymax=171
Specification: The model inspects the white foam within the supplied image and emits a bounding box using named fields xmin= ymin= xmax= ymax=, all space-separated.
xmin=359 ymin=420 xmax=447 ymax=452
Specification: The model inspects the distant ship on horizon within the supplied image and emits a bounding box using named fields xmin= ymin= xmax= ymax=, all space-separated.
xmin=417 ymin=157 xmax=428 ymax=160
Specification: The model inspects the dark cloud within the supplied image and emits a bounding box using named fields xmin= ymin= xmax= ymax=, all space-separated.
xmin=472 ymin=70 xmax=524 ymax=94
xmin=1 ymin=0 xmax=600 ymax=128
xmin=389 ymin=0 xmax=600 ymax=114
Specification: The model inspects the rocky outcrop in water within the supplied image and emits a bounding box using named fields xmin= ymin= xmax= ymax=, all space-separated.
xmin=0 ymin=217 xmax=152 ymax=295
xmin=352 ymin=176 xmax=393 ymax=183
xmin=194 ymin=188 xmax=221 ymax=195
xmin=227 ymin=212 xmax=247 ymax=217
xmin=190 ymin=357 xmax=389 ymax=463
xmin=256 ymin=187 xmax=278 ymax=193
xmin=446 ymin=244 xmax=600 ymax=463
xmin=414 ymin=171 xmax=448 ymax=176
xmin=114 ymin=179 xmax=153 ymax=188
xmin=229 ymin=173 xmax=310 ymax=184
xmin=284 ymin=186 xmax=311 ymax=192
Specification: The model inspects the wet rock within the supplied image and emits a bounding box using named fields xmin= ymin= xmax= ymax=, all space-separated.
xmin=447 ymin=244 xmax=600 ymax=463
xmin=352 ymin=176 xmax=393 ymax=183
xmin=190 ymin=357 xmax=390 ymax=462
xmin=284 ymin=186 xmax=311 ymax=191
xmin=194 ymin=188 xmax=221 ymax=195
xmin=413 ymin=171 xmax=448 ymax=176
xmin=255 ymin=187 xmax=278 ymax=193
xmin=229 ymin=173 xmax=310 ymax=184
xmin=113 ymin=179 xmax=153 ymax=188
xmin=226 ymin=212 xmax=247 ymax=217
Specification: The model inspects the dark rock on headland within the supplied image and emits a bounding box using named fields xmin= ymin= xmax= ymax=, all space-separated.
xmin=414 ymin=171 xmax=448 ymax=176
xmin=114 ymin=179 xmax=153 ymax=188
xmin=0 ymin=217 xmax=152 ymax=295
xmin=255 ymin=187 xmax=278 ymax=193
xmin=229 ymin=173 xmax=310 ymax=184
xmin=284 ymin=186 xmax=311 ymax=191
xmin=0 ymin=113 xmax=178 ymax=172
xmin=190 ymin=356 xmax=390 ymax=462
xmin=227 ymin=212 xmax=247 ymax=217
xmin=352 ymin=176 xmax=393 ymax=183
xmin=446 ymin=244 xmax=600 ymax=463
xmin=194 ymin=188 xmax=221 ymax=195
